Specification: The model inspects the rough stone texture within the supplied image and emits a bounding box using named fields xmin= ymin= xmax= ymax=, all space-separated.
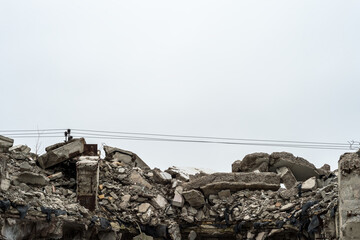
xmin=0 ymin=135 xmax=14 ymax=152
xmin=151 ymin=194 xmax=168 ymax=209
xmin=301 ymin=176 xmax=317 ymax=191
xmin=104 ymin=145 xmax=150 ymax=169
xmin=218 ymin=189 xmax=231 ymax=200
xmin=172 ymin=190 xmax=184 ymax=208
xmin=276 ymin=166 xmax=297 ymax=189
xmin=9 ymin=145 xmax=31 ymax=154
xmin=129 ymin=171 xmax=153 ymax=189
xmin=38 ymin=138 xmax=86 ymax=169
xmin=182 ymin=189 xmax=205 ymax=208
xmin=17 ymin=172 xmax=49 ymax=186
xmin=339 ymin=152 xmax=360 ymax=240
xmin=153 ymin=168 xmax=172 ymax=183
xmin=138 ymin=203 xmax=151 ymax=213
xmin=133 ymin=233 xmax=153 ymax=240
xmin=269 ymin=152 xmax=320 ymax=181
xmin=76 ymin=160 xmax=99 ymax=211
xmin=232 ymin=152 xmax=270 ymax=172
xmin=183 ymin=172 xmax=280 ymax=195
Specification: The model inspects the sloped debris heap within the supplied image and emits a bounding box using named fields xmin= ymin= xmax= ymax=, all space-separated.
xmin=0 ymin=136 xmax=339 ymax=240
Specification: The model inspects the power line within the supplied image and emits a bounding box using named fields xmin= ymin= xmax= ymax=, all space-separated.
xmin=0 ymin=128 xmax=356 ymax=151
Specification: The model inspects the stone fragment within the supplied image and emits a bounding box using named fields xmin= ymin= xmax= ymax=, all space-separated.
xmin=19 ymin=183 xmax=30 ymax=191
xmin=232 ymin=153 xmax=269 ymax=172
xmin=133 ymin=233 xmax=153 ymax=240
xmin=166 ymin=166 xmax=214 ymax=182
xmin=47 ymin=172 xmax=63 ymax=180
xmin=276 ymin=167 xmax=297 ymax=189
xmin=17 ymin=172 xmax=49 ymax=186
xmin=218 ymin=189 xmax=231 ymax=200
xmin=0 ymin=179 xmax=10 ymax=191
xmin=38 ymin=138 xmax=86 ymax=169
xmin=301 ymin=176 xmax=317 ymax=191
xmin=269 ymin=152 xmax=320 ymax=181
xmin=9 ymin=145 xmax=31 ymax=154
xmin=109 ymin=192 xmax=118 ymax=200
xmin=168 ymin=223 xmax=181 ymax=240
xmin=0 ymin=135 xmax=14 ymax=152
xmin=151 ymin=194 xmax=168 ymax=209
xmin=182 ymin=189 xmax=205 ymax=207
xmin=129 ymin=171 xmax=153 ymax=189
xmin=256 ymin=232 xmax=267 ymax=240
xmin=153 ymin=168 xmax=172 ymax=183
xmin=76 ymin=160 xmax=99 ymax=211
xmin=104 ymin=145 xmax=150 ymax=169
xmin=188 ymin=230 xmax=197 ymax=240
xmin=279 ymin=187 xmax=298 ymax=200
xmin=172 ymin=191 xmax=184 ymax=208
xmin=280 ymin=203 xmax=295 ymax=211
xmin=138 ymin=203 xmax=151 ymax=213
xmin=19 ymin=162 xmax=32 ymax=172
xmin=183 ymin=172 xmax=280 ymax=196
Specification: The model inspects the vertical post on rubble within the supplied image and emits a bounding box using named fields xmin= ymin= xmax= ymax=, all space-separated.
xmin=76 ymin=159 xmax=99 ymax=211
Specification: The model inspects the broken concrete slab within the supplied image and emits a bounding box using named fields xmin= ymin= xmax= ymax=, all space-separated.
xmin=138 ymin=203 xmax=151 ymax=213
xmin=17 ymin=172 xmax=49 ymax=186
xmin=232 ymin=152 xmax=270 ymax=172
xmin=276 ymin=166 xmax=297 ymax=189
xmin=152 ymin=168 xmax=172 ymax=183
xmin=182 ymin=189 xmax=205 ymax=208
xmin=0 ymin=135 xmax=14 ymax=152
xmin=301 ymin=176 xmax=317 ymax=191
xmin=165 ymin=166 xmax=215 ymax=182
xmin=183 ymin=172 xmax=280 ymax=195
xmin=129 ymin=171 xmax=152 ymax=189
xmin=47 ymin=172 xmax=63 ymax=181
xmin=9 ymin=145 xmax=31 ymax=154
xmin=151 ymin=194 xmax=168 ymax=209
xmin=37 ymin=138 xmax=86 ymax=169
xmin=269 ymin=152 xmax=320 ymax=181
xmin=103 ymin=145 xmax=150 ymax=169
xmin=172 ymin=191 xmax=184 ymax=208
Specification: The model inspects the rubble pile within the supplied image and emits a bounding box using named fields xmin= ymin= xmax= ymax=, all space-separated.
xmin=0 ymin=136 xmax=341 ymax=239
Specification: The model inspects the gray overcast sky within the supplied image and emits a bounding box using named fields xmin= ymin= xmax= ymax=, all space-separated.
xmin=1 ymin=1 xmax=360 ymax=172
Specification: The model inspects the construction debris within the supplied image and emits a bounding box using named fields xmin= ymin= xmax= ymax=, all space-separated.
xmin=0 ymin=134 xmax=347 ymax=239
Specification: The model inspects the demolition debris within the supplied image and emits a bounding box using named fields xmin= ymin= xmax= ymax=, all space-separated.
xmin=0 ymin=134 xmax=355 ymax=239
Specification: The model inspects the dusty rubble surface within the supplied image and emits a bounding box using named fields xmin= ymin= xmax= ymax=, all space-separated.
xmin=0 ymin=136 xmax=340 ymax=239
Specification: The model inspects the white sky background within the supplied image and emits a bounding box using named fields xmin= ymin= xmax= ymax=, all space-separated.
xmin=1 ymin=1 xmax=360 ymax=172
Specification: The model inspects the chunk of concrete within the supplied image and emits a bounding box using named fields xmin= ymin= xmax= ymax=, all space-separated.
xmin=0 ymin=135 xmax=14 ymax=152
xmin=104 ymin=145 xmax=150 ymax=169
xmin=0 ymin=179 xmax=10 ymax=191
xmin=301 ymin=176 xmax=317 ymax=191
xmin=9 ymin=145 xmax=31 ymax=154
xmin=182 ymin=189 xmax=205 ymax=207
xmin=153 ymin=168 xmax=172 ymax=183
xmin=232 ymin=152 xmax=269 ymax=172
xmin=183 ymin=172 xmax=280 ymax=196
xmin=17 ymin=172 xmax=49 ymax=186
xmin=138 ymin=203 xmax=151 ymax=213
xmin=218 ymin=189 xmax=231 ymax=200
xmin=133 ymin=233 xmax=153 ymax=240
xmin=172 ymin=190 xmax=184 ymax=208
xmin=129 ymin=171 xmax=153 ymax=189
xmin=37 ymin=138 xmax=86 ymax=169
xmin=269 ymin=152 xmax=320 ymax=181
xmin=276 ymin=166 xmax=297 ymax=189
xmin=151 ymin=194 xmax=168 ymax=209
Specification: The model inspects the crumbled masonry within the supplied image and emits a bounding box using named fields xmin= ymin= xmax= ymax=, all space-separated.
xmin=0 ymin=135 xmax=357 ymax=239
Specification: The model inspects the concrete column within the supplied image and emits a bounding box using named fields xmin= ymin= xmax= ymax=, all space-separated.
xmin=76 ymin=160 xmax=99 ymax=211
xmin=338 ymin=151 xmax=360 ymax=239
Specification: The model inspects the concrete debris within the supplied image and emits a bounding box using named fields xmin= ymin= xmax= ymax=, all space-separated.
xmin=0 ymin=135 xmax=14 ymax=153
xmin=182 ymin=189 xmax=205 ymax=208
xmin=38 ymin=138 xmax=86 ymax=169
xmin=0 ymin=137 xmax=348 ymax=239
xmin=232 ymin=152 xmax=270 ymax=172
xmin=276 ymin=166 xmax=297 ymax=189
xmin=17 ymin=172 xmax=50 ymax=186
xmin=301 ymin=176 xmax=317 ymax=191
xmin=104 ymin=145 xmax=150 ymax=169
xmin=9 ymin=145 xmax=31 ymax=154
